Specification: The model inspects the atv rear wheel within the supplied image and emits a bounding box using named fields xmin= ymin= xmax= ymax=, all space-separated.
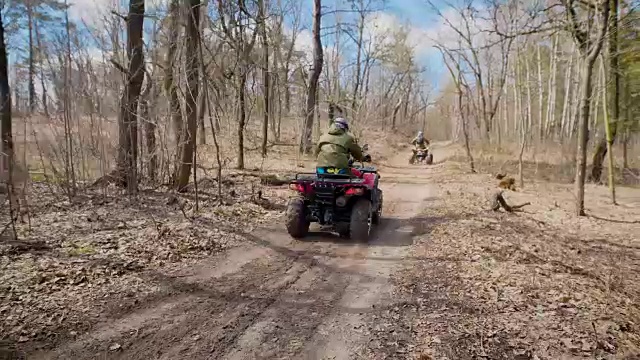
xmin=285 ymin=197 xmax=310 ymax=238
xmin=336 ymin=223 xmax=350 ymax=238
xmin=372 ymin=190 xmax=383 ymax=225
xmin=350 ymin=198 xmax=372 ymax=242
xmin=426 ymin=153 xmax=433 ymax=165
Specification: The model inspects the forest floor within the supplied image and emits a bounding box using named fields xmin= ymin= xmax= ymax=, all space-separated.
xmin=1 ymin=138 xmax=639 ymax=360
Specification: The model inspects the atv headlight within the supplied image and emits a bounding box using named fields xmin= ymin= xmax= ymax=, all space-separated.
xmin=336 ymin=196 xmax=347 ymax=207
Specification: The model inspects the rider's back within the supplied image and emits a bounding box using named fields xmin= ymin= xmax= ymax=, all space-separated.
xmin=316 ymin=124 xmax=360 ymax=168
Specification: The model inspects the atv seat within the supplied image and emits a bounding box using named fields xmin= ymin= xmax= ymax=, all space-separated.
xmin=315 ymin=167 xmax=364 ymax=179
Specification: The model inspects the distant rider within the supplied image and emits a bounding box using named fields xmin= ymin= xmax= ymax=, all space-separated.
xmin=410 ymin=131 xmax=429 ymax=163
xmin=315 ymin=118 xmax=370 ymax=174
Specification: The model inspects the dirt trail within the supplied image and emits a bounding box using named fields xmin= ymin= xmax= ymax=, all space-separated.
xmin=31 ymin=145 xmax=448 ymax=360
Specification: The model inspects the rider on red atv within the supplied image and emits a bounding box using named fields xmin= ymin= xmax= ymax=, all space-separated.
xmin=315 ymin=118 xmax=371 ymax=176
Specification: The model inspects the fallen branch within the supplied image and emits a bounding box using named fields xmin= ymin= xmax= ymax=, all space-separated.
xmin=0 ymin=220 xmax=12 ymax=238
xmin=490 ymin=190 xmax=531 ymax=212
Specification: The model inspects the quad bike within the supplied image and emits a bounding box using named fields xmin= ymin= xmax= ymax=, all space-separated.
xmin=410 ymin=148 xmax=433 ymax=165
xmin=285 ymin=144 xmax=383 ymax=242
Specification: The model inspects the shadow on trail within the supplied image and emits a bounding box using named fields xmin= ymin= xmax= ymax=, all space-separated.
xmin=296 ymin=215 xmax=431 ymax=247
xmin=206 ymin=212 xmax=471 ymax=264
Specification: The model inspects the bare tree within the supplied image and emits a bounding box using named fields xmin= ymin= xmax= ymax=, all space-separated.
xmin=217 ymin=0 xmax=259 ymax=169
xmin=563 ymin=0 xmax=610 ymax=216
xmin=175 ymin=0 xmax=201 ymax=190
xmin=299 ymin=0 xmax=323 ymax=154
xmin=590 ymin=0 xmax=620 ymax=182
xmin=429 ymin=0 xmax=515 ymax=141
xmin=164 ymin=0 xmax=183 ymax=179
xmin=198 ymin=0 xmax=209 ymax=146
xmin=0 ymin=9 xmax=12 ymax=171
xmin=259 ymin=0 xmax=269 ymax=157
xmin=437 ymin=45 xmax=475 ymax=173
xmin=115 ymin=0 xmax=145 ymax=193
xmin=598 ymin=55 xmax=617 ymax=204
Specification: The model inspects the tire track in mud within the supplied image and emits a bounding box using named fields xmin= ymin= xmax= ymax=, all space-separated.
xmin=33 ymin=252 xmax=311 ymax=360
xmin=33 ymin=146 xmax=445 ymax=360
xmin=298 ymin=181 xmax=436 ymax=360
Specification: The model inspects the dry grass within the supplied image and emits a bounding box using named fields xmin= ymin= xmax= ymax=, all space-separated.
xmin=452 ymin=140 xmax=640 ymax=187
xmin=370 ymin=150 xmax=640 ymax=359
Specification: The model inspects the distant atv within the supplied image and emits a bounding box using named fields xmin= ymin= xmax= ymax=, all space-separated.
xmin=285 ymin=145 xmax=383 ymax=242
xmin=410 ymin=148 xmax=433 ymax=165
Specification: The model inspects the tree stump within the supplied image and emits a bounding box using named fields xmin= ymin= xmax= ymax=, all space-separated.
xmin=490 ymin=190 xmax=530 ymax=212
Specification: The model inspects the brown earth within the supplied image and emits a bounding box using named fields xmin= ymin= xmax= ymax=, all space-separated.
xmin=3 ymin=142 xmax=639 ymax=360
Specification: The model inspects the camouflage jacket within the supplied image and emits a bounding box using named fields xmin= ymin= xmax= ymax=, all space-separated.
xmin=411 ymin=136 xmax=429 ymax=149
xmin=315 ymin=124 xmax=364 ymax=168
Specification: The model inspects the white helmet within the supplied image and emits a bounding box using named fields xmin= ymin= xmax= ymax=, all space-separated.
xmin=334 ymin=117 xmax=349 ymax=130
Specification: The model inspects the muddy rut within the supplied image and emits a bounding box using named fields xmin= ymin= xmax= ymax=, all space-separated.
xmin=32 ymin=148 xmax=444 ymax=360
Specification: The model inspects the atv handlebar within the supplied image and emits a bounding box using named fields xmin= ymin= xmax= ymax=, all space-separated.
xmin=347 ymin=143 xmax=371 ymax=167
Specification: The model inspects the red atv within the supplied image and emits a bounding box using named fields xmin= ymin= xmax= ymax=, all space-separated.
xmin=285 ymin=145 xmax=383 ymax=242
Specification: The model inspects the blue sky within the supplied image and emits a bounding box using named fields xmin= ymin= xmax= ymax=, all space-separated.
xmin=5 ymin=0 xmax=452 ymax=94
xmin=287 ymin=0 xmax=450 ymax=91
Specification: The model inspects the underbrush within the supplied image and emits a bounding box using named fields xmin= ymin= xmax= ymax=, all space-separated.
xmin=381 ymin=160 xmax=640 ymax=359
xmin=0 ymin=171 xmax=289 ymax=351
xmin=450 ymin=140 xmax=640 ymax=187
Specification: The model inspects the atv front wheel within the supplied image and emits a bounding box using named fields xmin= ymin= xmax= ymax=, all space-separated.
xmin=350 ymin=198 xmax=372 ymax=242
xmin=285 ymin=197 xmax=310 ymax=238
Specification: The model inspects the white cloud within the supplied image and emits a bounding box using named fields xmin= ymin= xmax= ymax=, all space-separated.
xmin=359 ymin=6 xmax=502 ymax=62
xmin=294 ymin=29 xmax=314 ymax=61
xmin=360 ymin=11 xmax=433 ymax=59
xmin=68 ymin=0 xmax=113 ymax=24
xmin=68 ymin=0 xmax=168 ymax=24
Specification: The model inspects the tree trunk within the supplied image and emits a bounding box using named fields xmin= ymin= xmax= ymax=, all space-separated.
xmin=34 ymin=20 xmax=49 ymax=117
xmin=524 ymin=48 xmax=533 ymax=139
xmin=27 ymin=4 xmax=36 ymax=114
xmin=116 ymin=0 xmax=145 ymax=193
xmin=622 ymin=72 xmax=630 ymax=169
xmin=461 ymin=91 xmax=475 ymax=173
xmin=560 ymin=43 xmax=576 ymax=141
xmin=536 ymin=44 xmax=544 ymax=141
xmin=198 ymin=78 xmax=206 ymax=145
xmin=271 ymin=10 xmax=282 ymax=141
xmin=572 ymin=0 xmax=610 ymax=216
xmin=574 ymin=59 xmax=601 ymax=215
xmin=299 ymin=0 xmax=323 ymax=154
xmin=259 ymin=0 xmax=269 ymax=157
xmin=391 ymin=98 xmax=402 ymax=130
xmin=621 ymin=130 xmax=628 ymax=169
xmin=598 ymin=57 xmax=617 ymax=204
xmin=165 ymin=0 xmax=183 ymax=176
xmin=175 ymin=0 xmax=200 ymax=190
xmin=590 ymin=0 xmax=620 ymax=183
xmin=237 ymin=71 xmax=247 ymax=169
xmin=516 ymin=45 xmax=526 ymax=188
xmin=546 ymin=35 xmax=558 ymax=138
xmin=63 ymin=1 xmax=77 ymax=194
xmin=197 ymin=0 xmax=207 ymax=146
xmin=351 ymin=11 xmax=364 ymax=116
xmin=283 ymin=63 xmax=290 ymax=116
xmin=141 ymin=69 xmax=157 ymax=182
xmin=0 ymin=11 xmax=12 ymax=171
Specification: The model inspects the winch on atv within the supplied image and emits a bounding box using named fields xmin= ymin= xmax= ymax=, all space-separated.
xmin=285 ymin=145 xmax=383 ymax=242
